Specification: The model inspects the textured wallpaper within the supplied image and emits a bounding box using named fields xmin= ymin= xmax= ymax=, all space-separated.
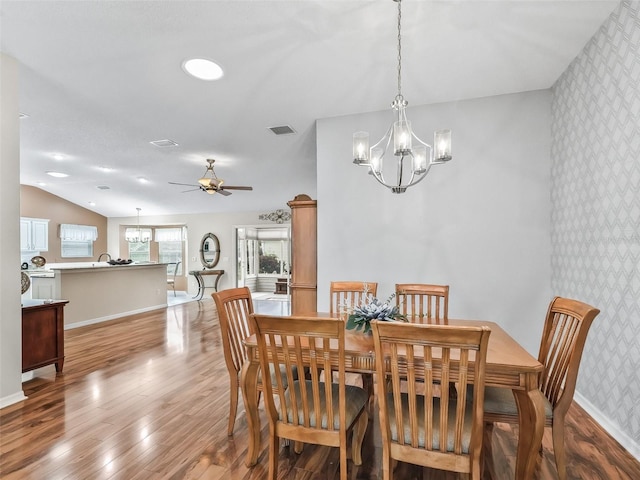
xmin=551 ymin=0 xmax=639 ymax=448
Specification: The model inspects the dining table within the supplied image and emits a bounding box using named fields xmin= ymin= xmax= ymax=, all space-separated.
xmin=241 ymin=314 xmax=546 ymax=480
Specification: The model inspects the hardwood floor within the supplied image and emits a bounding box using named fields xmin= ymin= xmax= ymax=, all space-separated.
xmin=1 ymin=299 xmax=638 ymax=479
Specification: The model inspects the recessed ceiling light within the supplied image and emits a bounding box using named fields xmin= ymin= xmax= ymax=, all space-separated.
xmin=182 ymin=58 xmax=224 ymax=81
xmin=19 ymin=112 xmax=29 ymax=119
xmin=150 ymin=139 xmax=179 ymax=148
xmin=137 ymin=177 xmax=149 ymax=183
xmin=52 ymin=154 xmax=65 ymax=161
xmin=98 ymin=166 xmax=114 ymax=172
xmin=88 ymin=201 xmax=96 ymax=206
xmin=46 ymin=171 xmax=68 ymax=178
xmin=36 ymin=182 xmax=47 ymax=186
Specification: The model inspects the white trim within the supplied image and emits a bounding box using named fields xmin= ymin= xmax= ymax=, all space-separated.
xmin=0 ymin=391 xmax=28 ymax=410
xmin=63 ymin=304 xmax=168 ymax=330
xmin=574 ymin=391 xmax=640 ymax=461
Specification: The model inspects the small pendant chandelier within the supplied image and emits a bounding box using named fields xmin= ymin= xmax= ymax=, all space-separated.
xmin=353 ymin=0 xmax=452 ymax=193
xmin=125 ymin=207 xmax=151 ymax=243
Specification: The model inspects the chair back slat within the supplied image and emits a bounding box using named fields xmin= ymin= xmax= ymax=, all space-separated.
xmin=330 ymin=281 xmax=378 ymax=316
xmin=538 ymin=297 xmax=601 ymax=410
xmin=395 ymin=283 xmax=449 ymax=324
xmin=373 ymin=321 xmax=491 ymax=475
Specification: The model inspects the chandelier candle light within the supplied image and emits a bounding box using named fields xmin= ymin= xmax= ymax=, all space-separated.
xmin=125 ymin=207 xmax=151 ymax=243
xmin=353 ymin=0 xmax=452 ymax=193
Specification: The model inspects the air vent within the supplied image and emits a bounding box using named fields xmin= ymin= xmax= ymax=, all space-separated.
xmin=150 ymin=139 xmax=179 ymax=147
xmin=268 ymin=125 xmax=296 ymax=135
xmin=97 ymin=185 xmax=111 ymax=190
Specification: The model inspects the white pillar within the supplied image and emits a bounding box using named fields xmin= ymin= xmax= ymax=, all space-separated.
xmin=0 ymin=53 xmax=27 ymax=407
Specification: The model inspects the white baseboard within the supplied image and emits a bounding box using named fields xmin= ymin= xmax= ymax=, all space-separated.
xmin=574 ymin=391 xmax=640 ymax=461
xmin=64 ymin=303 xmax=168 ymax=330
xmin=0 ymin=390 xmax=27 ymax=410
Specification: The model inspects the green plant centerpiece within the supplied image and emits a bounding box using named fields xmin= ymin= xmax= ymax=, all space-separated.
xmin=345 ymin=293 xmax=406 ymax=334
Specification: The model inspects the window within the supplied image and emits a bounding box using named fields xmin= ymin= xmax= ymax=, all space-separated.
xmin=156 ymin=228 xmax=184 ymax=275
xmin=259 ymin=240 xmax=289 ymax=275
xmin=128 ymin=241 xmax=151 ymax=263
xmin=60 ymin=224 xmax=98 ymax=258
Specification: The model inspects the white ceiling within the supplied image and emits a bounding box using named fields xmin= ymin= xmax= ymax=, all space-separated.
xmin=2 ymin=1 xmax=619 ymax=217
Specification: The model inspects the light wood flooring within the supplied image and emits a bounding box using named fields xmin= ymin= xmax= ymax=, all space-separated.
xmin=1 ymin=299 xmax=639 ymax=479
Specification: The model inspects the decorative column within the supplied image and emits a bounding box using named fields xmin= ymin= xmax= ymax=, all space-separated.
xmin=287 ymin=194 xmax=317 ymax=314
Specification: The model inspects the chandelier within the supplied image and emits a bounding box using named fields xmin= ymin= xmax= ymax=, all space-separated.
xmin=353 ymin=0 xmax=452 ymax=193
xmin=125 ymin=208 xmax=151 ymax=243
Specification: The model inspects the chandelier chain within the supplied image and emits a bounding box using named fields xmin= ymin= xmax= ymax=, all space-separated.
xmin=351 ymin=0 xmax=452 ymax=193
xmin=396 ymin=0 xmax=402 ymax=99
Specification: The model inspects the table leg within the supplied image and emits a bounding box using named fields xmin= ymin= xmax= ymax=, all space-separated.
xmin=241 ymin=357 xmax=261 ymax=467
xmin=192 ymin=273 xmax=204 ymax=300
xmin=513 ymin=376 xmax=546 ymax=479
xmin=213 ymin=272 xmax=222 ymax=292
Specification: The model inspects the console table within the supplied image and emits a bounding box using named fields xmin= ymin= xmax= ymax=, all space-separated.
xmin=22 ymin=299 xmax=69 ymax=373
xmin=189 ymin=269 xmax=225 ymax=300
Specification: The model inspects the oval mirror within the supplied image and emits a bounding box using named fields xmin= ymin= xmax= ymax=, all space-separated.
xmin=200 ymin=233 xmax=220 ymax=269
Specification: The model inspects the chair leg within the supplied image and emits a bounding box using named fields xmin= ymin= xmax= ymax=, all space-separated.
xmin=340 ymin=433 xmax=348 ymax=480
xmin=267 ymin=433 xmax=279 ymax=480
xmin=552 ymin=416 xmax=567 ymax=480
xmin=361 ymin=373 xmax=375 ymax=415
xmin=380 ymin=448 xmax=390 ymax=480
xmin=227 ymin=379 xmax=239 ymax=436
xmin=351 ymin=412 xmax=368 ymax=465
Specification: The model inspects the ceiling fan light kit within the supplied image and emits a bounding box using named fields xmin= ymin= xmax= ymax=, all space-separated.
xmin=169 ymin=159 xmax=253 ymax=197
xmin=353 ymin=0 xmax=452 ymax=194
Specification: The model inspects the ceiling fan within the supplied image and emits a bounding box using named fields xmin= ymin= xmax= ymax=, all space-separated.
xmin=169 ymin=159 xmax=253 ymax=196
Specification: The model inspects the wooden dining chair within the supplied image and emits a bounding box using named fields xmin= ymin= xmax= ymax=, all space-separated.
xmin=329 ymin=281 xmax=378 ymax=407
xmin=482 ymin=296 xmax=600 ymax=480
xmin=372 ymin=321 xmax=491 ymax=480
xmin=395 ymin=283 xmax=449 ymax=324
xmin=213 ymin=287 xmax=296 ymax=436
xmin=251 ymin=314 xmax=369 ymax=480
xmin=212 ymin=287 xmax=256 ymax=436
xmin=395 ymin=283 xmax=455 ymax=397
xmin=329 ymin=281 xmax=378 ymax=316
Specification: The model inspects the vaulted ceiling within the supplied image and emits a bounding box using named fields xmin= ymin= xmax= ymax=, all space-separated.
xmin=2 ymin=1 xmax=619 ymax=217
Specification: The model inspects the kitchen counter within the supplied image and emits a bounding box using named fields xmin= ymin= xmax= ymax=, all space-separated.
xmin=29 ymin=262 xmax=168 ymax=328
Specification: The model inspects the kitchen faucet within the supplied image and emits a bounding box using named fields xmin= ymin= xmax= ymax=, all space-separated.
xmin=97 ymin=253 xmax=112 ymax=262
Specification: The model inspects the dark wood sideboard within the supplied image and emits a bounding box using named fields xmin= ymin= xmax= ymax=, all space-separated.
xmin=21 ymin=299 xmax=69 ymax=373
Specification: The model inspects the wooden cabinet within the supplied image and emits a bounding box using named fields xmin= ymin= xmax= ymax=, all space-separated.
xmin=287 ymin=194 xmax=317 ymax=314
xmin=22 ymin=300 xmax=68 ymax=373
xmin=20 ymin=217 xmax=49 ymax=251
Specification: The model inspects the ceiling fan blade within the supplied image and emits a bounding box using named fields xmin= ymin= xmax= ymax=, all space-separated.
xmin=220 ymin=185 xmax=253 ymax=190
xmin=181 ymin=188 xmax=201 ymax=193
xmin=217 ymin=189 xmax=232 ymax=196
xmin=169 ymin=181 xmax=199 ymax=187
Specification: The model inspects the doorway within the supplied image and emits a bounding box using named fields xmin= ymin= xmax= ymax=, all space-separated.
xmin=235 ymin=226 xmax=291 ymax=314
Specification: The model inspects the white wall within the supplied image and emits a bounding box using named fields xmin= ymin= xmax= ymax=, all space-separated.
xmin=316 ymin=90 xmax=552 ymax=355
xmin=0 ymin=53 xmax=27 ymax=408
xmin=107 ymin=211 xmax=290 ymax=295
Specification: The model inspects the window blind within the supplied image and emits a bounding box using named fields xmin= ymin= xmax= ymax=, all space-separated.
xmin=59 ymin=224 xmax=98 ymax=241
xmin=154 ymin=227 xmax=184 ymax=242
